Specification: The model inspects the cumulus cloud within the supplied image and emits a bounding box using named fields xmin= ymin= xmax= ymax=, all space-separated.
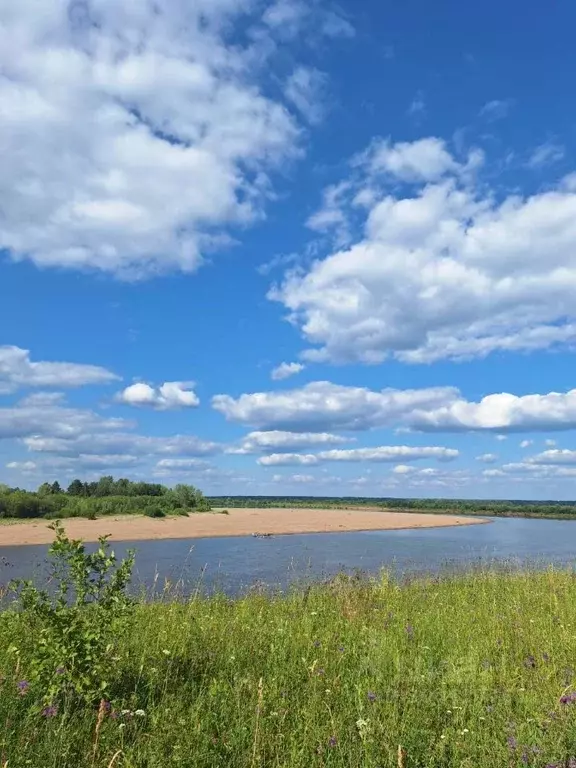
xmin=258 ymin=445 xmax=457 ymax=465
xmin=0 ymin=345 xmax=117 ymax=394
xmin=229 ymin=429 xmax=350 ymax=453
xmin=527 ymin=449 xmax=576 ymax=465
xmin=213 ymin=381 xmax=457 ymax=431
xmin=272 ymin=473 xmax=316 ymax=483
xmin=155 ymin=458 xmax=211 ymax=470
xmin=271 ymin=135 xmax=576 ymax=364
xmin=6 ymin=461 xmax=37 ymax=471
xmin=0 ymin=0 xmax=353 ymax=278
xmin=411 ymin=389 xmax=576 ymax=433
xmin=0 ymin=399 xmax=128 ymax=441
xmin=23 ymin=432 xmax=218 ymax=458
xmin=215 ymin=381 xmax=576 ymax=434
xmin=258 ymin=453 xmax=319 ymax=466
xmin=520 ymin=439 xmax=533 ymax=448
xmin=476 ymin=453 xmax=498 ymax=463
xmin=271 ymin=362 xmax=305 ymax=380
xmin=116 ymin=381 xmax=199 ymax=410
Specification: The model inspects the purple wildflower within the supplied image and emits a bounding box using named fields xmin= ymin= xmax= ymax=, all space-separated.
xmin=102 ymin=701 xmax=112 ymax=714
xmin=328 ymin=736 xmax=337 ymax=748
xmin=338 ymin=646 xmax=345 ymax=653
xmin=405 ymin=624 xmax=414 ymax=639
xmin=313 ymin=640 xmax=321 ymax=648
xmin=524 ymin=655 xmax=536 ymax=669
xmin=542 ymin=652 xmax=550 ymax=662
xmin=17 ymin=680 xmax=29 ymax=696
xmin=560 ymin=692 xmax=576 ymax=705
xmin=367 ymin=691 xmax=377 ymax=702
xmin=521 ymin=748 xmax=529 ymax=765
xmin=507 ymin=735 xmax=517 ymax=751
xmin=41 ymin=705 xmax=58 ymax=718
xmin=55 ymin=666 xmax=65 ymax=676
xmin=315 ymin=668 xmax=325 ymax=676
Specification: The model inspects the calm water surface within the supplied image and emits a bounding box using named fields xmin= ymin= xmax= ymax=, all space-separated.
xmin=1 ymin=517 xmax=576 ymax=596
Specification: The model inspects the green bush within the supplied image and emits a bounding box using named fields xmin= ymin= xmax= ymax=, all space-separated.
xmin=9 ymin=522 xmax=134 ymax=707
xmin=145 ymin=506 xmax=166 ymax=518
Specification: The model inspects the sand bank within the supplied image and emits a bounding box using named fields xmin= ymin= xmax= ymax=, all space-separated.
xmin=0 ymin=507 xmax=487 ymax=546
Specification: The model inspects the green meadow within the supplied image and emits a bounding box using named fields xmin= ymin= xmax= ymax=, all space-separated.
xmin=1 ymin=535 xmax=576 ymax=767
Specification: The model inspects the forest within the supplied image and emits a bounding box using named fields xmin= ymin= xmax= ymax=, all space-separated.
xmin=0 ymin=476 xmax=210 ymax=519
xmin=207 ymin=495 xmax=576 ymax=519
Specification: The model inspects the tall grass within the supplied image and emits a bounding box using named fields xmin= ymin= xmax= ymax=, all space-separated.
xmin=1 ymin=570 xmax=576 ymax=766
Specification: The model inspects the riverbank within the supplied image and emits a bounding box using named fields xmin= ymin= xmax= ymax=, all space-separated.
xmin=2 ymin=569 xmax=575 ymax=767
xmin=0 ymin=507 xmax=486 ymax=545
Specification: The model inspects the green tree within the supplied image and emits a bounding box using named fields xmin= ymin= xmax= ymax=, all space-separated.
xmin=67 ymin=479 xmax=84 ymax=496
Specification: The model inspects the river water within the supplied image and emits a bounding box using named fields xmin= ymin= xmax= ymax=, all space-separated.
xmin=1 ymin=517 xmax=576 ymax=596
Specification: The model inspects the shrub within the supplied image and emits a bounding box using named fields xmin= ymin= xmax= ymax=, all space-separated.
xmin=9 ymin=522 xmax=134 ymax=707
xmin=145 ymin=506 xmax=166 ymax=518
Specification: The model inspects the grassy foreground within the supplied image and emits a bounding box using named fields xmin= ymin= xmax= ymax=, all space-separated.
xmin=2 ymin=570 xmax=576 ymax=767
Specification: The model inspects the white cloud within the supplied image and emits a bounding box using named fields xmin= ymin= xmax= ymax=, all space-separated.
xmin=6 ymin=461 xmax=37 ymax=472
xmin=482 ymin=468 xmax=506 ymax=478
xmin=258 ymin=453 xmax=319 ymax=466
xmin=285 ymin=67 xmax=327 ymax=125
xmin=495 ymin=435 xmax=508 ymax=441
xmin=213 ymin=381 xmax=457 ymax=431
xmin=215 ymin=381 xmax=576 ymax=435
xmin=271 ymin=136 xmax=576 ymax=364
xmin=520 ymin=439 xmax=533 ymax=448
xmin=528 ymin=142 xmax=565 ymax=169
xmin=527 ymin=449 xmax=576 ymax=465
xmin=411 ymin=389 xmax=576 ymax=433
xmin=545 ymin=439 xmax=557 ymax=447
xmin=258 ymin=445 xmax=457 ymax=465
xmin=0 ymin=399 xmax=128 ymax=441
xmin=0 ymin=345 xmax=117 ymax=394
xmin=155 ymin=458 xmax=210 ymax=470
xmin=271 ymin=473 xmax=316 ymax=483
xmin=230 ymin=429 xmax=350 ymax=453
xmin=0 ymin=0 xmax=335 ymax=278
xmin=23 ymin=432 xmax=218 ymax=458
xmin=361 ymin=137 xmax=459 ymax=182
xmin=271 ymin=362 xmax=305 ymax=381
xmin=408 ymin=91 xmax=425 ymax=116
xmin=479 ymin=99 xmax=512 ymax=121
xmin=476 ymin=453 xmax=498 ymax=463
xmin=116 ymin=381 xmax=199 ymax=410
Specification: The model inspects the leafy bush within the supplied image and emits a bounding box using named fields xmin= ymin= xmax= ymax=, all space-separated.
xmin=9 ymin=522 xmax=134 ymax=707
xmin=145 ymin=506 xmax=166 ymax=518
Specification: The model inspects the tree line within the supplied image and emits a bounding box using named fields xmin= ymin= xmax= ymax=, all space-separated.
xmin=0 ymin=476 xmax=210 ymax=520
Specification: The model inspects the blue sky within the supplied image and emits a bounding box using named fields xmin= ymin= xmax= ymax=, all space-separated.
xmin=1 ymin=0 xmax=576 ymax=499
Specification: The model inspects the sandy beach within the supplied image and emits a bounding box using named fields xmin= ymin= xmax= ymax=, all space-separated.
xmin=0 ymin=507 xmax=486 ymax=546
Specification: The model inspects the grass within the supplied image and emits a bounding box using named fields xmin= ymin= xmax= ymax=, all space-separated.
xmin=2 ymin=570 xmax=576 ymax=767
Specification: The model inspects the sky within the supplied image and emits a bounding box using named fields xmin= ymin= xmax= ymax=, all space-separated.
xmin=1 ymin=0 xmax=576 ymax=500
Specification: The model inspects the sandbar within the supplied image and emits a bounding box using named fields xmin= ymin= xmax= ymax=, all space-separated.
xmin=0 ymin=507 xmax=487 ymax=546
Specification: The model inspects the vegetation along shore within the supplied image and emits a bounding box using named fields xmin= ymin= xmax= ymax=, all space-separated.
xmin=1 ymin=525 xmax=576 ymax=767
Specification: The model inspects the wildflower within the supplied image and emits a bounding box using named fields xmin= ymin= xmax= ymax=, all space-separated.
xmin=524 ymin=655 xmax=536 ymax=669
xmin=313 ymin=640 xmax=321 ymax=648
xmin=460 ymin=729 xmax=469 ymax=735
xmin=542 ymin=653 xmax=550 ymax=662
xmin=315 ymin=668 xmax=325 ymax=676
xmin=507 ymin=736 xmax=518 ymax=750
xmin=338 ymin=646 xmax=345 ymax=652
xmin=406 ymin=624 xmax=414 ymax=639
xmin=17 ymin=680 xmax=29 ymax=696
xmin=134 ymin=709 xmax=146 ymax=717
xmin=55 ymin=666 xmax=65 ymax=676
xmin=328 ymin=736 xmax=337 ymax=747
xmin=41 ymin=705 xmax=58 ymax=718
xmin=162 ymin=649 xmax=171 ymax=656
xmin=560 ymin=692 xmax=576 ymax=705
xmin=367 ymin=691 xmax=377 ymax=702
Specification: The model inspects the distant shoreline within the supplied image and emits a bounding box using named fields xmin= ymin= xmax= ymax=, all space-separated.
xmin=0 ymin=507 xmax=488 ymax=546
